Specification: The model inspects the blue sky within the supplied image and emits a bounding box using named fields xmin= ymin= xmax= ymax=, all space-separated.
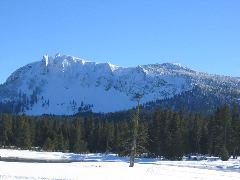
xmin=0 ymin=0 xmax=240 ymax=84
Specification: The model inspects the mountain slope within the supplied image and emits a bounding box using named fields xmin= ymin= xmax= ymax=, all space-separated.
xmin=0 ymin=54 xmax=240 ymax=115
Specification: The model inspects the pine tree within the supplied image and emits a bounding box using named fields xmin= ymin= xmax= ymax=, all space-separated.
xmin=21 ymin=119 xmax=32 ymax=149
xmin=43 ymin=137 xmax=54 ymax=151
xmin=199 ymin=120 xmax=209 ymax=154
xmin=0 ymin=114 xmax=13 ymax=146
xmin=208 ymin=105 xmax=232 ymax=156
xmin=118 ymin=121 xmax=131 ymax=156
xmin=222 ymin=105 xmax=231 ymax=148
xmin=189 ymin=114 xmax=202 ymax=153
xmin=166 ymin=112 xmax=183 ymax=160
xmin=149 ymin=108 xmax=164 ymax=157
xmin=136 ymin=121 xmax=149 ymax=155
xmin=220 ymin=146 xmax=230 ymax=161
xmin=71 ymin=120 xmax=87 ymax=153
xmin=83 ymin=117 xmax=96 ymax=152
xmin=208 ymin=109 xmax=224 ymax=156
xmin=56 ymin=129 xmax=64 ymax=151
xmin=231 ymin=103 xmax=240 ymax=158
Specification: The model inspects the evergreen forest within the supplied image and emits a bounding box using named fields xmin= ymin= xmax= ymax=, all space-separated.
xmin=1 ymin=104 xmax=240 ymax=161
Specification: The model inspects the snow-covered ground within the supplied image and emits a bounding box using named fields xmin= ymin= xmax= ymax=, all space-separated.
xmin=0 ymin=149 xmax=240 ymax=180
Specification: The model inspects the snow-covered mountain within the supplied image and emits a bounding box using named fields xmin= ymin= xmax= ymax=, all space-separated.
xmin=0 ymin=54 xmax=240 ymax=115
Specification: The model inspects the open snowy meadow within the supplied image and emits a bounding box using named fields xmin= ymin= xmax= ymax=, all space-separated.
xmin=0 ymin=149 xmax=240 ymax=180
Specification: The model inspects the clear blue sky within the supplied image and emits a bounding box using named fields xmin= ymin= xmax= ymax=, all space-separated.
xmin=1 ymin=0 xmax=240 ymax=84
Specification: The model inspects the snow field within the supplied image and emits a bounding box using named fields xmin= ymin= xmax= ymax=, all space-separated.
xmin=0 ymin=149 xmax=240 ymax=180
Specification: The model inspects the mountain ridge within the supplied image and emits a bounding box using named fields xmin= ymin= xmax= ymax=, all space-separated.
xmin=0 ymin=54 xmax=240 ymax=115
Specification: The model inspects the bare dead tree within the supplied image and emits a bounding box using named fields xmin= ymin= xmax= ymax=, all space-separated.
xmin=129 ymin=95 xmax=141 ymax=167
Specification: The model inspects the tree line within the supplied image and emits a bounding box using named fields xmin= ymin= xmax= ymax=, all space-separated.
xmin=0 ymin=104 xmax=240 ymax=160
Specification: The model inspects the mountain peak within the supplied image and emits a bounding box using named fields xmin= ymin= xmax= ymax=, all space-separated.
xmin=162 ymin=62 xmax=184 ymax=67
xmin=41 ymin=54 xmax=121 ymax=73
xmin=105 ymin=62 xmax=119 ymax=71
xmin=160 ymin=62 xmax=189 ymax=69
xmin=42 ymin=54 xmax=49 ymax=66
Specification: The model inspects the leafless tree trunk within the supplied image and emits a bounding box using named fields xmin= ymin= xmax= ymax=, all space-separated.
xmin=129 ymin=96 xmax=140 ymax=167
